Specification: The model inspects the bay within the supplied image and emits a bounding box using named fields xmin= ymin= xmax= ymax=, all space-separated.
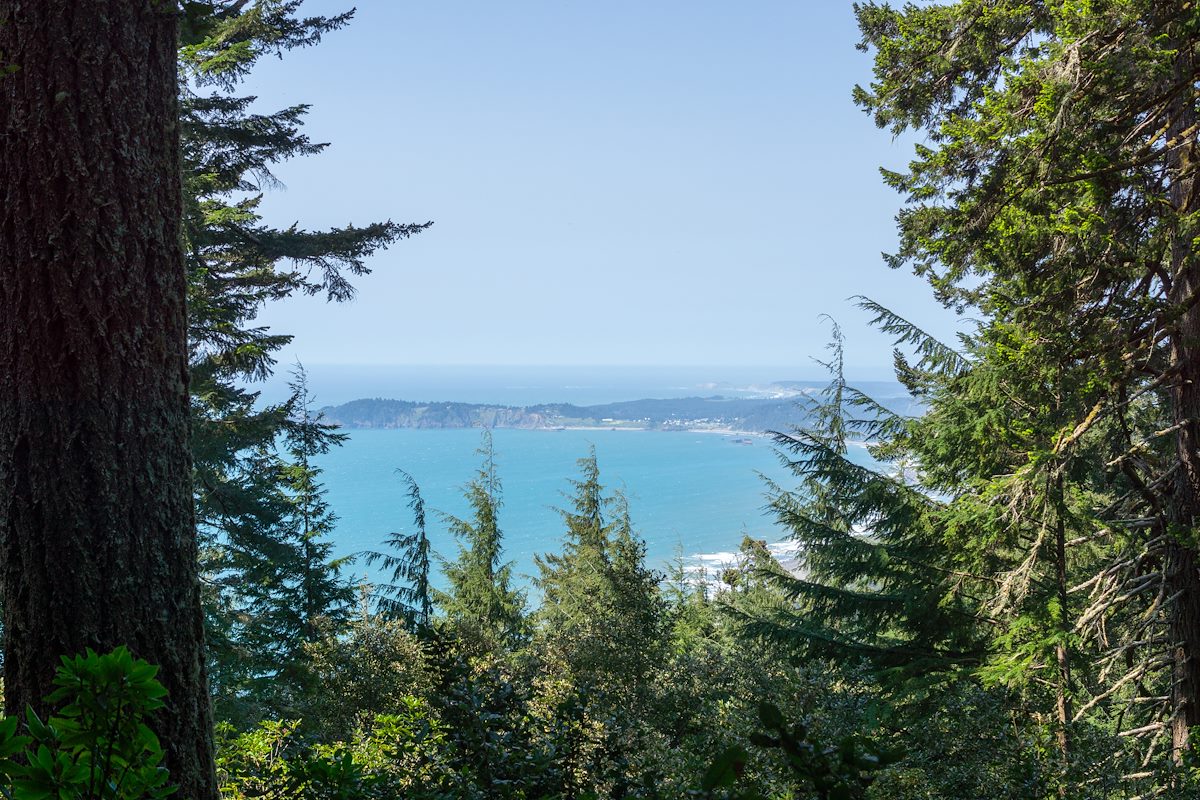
xmin=317 ymin=427 xmax=828 ymax=589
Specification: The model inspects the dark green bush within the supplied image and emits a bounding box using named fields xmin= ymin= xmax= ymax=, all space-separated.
xmin=0 ymin=646 xmax=174 ymax=800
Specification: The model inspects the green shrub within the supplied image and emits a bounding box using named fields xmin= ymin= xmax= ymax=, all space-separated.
xmin=0 ymin=646 xmax=174 ymax=800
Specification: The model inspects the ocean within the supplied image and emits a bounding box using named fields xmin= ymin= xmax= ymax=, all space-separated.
xmin=296 ymin=366 xmax=888 ymax=591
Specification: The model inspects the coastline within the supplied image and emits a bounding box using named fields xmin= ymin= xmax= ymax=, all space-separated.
xmin=319 ymin=394 xmax=811 ymax=436
xmin=555 ymin=424 xmax=773 ymax=437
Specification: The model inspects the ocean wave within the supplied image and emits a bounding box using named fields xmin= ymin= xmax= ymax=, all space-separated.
xmin=766 ymin=540 xmax=801 ymax=560
xmin=692 ymin=551 xmax=739 ymax=564
xmin=681 ymin=538 xmax=802 ymax=589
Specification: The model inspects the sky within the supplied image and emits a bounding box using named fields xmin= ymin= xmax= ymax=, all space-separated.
xmin=241 ymin=1 xmax=966 ymax=379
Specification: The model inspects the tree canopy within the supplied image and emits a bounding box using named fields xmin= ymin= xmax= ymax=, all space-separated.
xmin=752 ymin=2 xmax=1200 ymax=791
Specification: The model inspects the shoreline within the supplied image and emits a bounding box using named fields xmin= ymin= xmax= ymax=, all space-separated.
xmin=321 ymin=394 xmax=811 ymax=436
xmin=555 ymin=424 xmax=771 ymax=437
xmin=340 ymin=423 xmax=776 ymax=437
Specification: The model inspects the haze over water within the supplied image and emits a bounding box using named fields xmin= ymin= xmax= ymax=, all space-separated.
xmin=257 ymin=363 xmax=830 ymax=407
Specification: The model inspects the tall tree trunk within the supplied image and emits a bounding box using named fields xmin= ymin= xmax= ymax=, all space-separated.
xmin=0 ymin=2 xmax=217 ymax=797
xmin=1053 ymin=475 xmax=1072 ymax=792
xmin=1162 ymin=8 xmax=1200 ymax=760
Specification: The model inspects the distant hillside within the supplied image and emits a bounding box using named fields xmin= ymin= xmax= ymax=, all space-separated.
xmin=319 ymin=395 xmax=811 ymax=434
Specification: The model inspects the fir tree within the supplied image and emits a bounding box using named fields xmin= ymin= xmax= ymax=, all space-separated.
xmin=603 ymin=490 xmax=669 ymax=684
xmin=364 ymin=469 xmax=435 ymax=631
xmin=176 ymin=1 xmax=430 ymax=705
xmin=0 ymin=4 xmax=217 ymax=795
xmin=278 ymin=363 xmax=355 ymax=648
xmin=756 ymin=0 xmax=1200 ymax=783
xmin=747 ymin=321 xmax=981 ymax=677
xmin=755 ymin=318 xmax=1110 ymax=787
xmin=853 ymin=0 xmax=1200 ymax=766
xmin=434 ymin=431 xmax=526 ymax=651
xmin=536 ymin=448 xmax=616 ymax=626
xmin=528 ymin=452 xmax=668 ymax=796
xmin=218 ymin=364 xmax=354 ymax=719
xmin=534 ymin=450 xmax=666 ymax=691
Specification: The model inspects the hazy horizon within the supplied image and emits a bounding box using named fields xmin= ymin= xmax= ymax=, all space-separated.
xmin=254 ymin=362 xmax=903 ymax=407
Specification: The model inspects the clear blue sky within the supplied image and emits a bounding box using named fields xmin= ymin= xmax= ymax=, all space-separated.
xmin=243 ymin=1 xmax=964 ymax=378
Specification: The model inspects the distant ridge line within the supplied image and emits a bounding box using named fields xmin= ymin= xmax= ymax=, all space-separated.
xmin=318 ymin=395 xmax=809 ymax=434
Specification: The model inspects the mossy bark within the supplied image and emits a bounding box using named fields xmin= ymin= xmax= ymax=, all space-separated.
xmin=0 ymin=2 xmax=217 ymax=797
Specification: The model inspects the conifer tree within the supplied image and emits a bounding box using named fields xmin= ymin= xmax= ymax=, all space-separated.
xmin=181 ymin=2 xmax=428 ymax=520
xmin=757 ymin=316 xmax=1121 ymax=787
xmin=435 ymin=432 xmax=525 ymax=650
xmin=663 ymin=543 xmax=717 ymax=653
xmin=176 ymin=1 xmax=430 ymax=700
xmin=365 ymin=469 xmax=435 ymax=631
xmin=535 ymin=450 xmax=666 ymax=691
xmin=536 ymin=448 xmax=615 ymax=626
xmin=757 ymin=1 xmax=1200 ymax=782
xmin=215 ymin=364 xmax=354 ymax=720
xmin=527 ymin=453 xmax=667 ymax=796
xmin=278 ymin=364 xmax=355 ymax=648
xmin=748 ymin=322 xmax=981 ymax=676
xmin=0 ymin=3 xmax=217 ymax=795
xmin=603 ymin=491 xmax=669 ymax=683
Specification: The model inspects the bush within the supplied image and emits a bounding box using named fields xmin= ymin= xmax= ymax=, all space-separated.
xmin=0 ymin=646 xmax=174 ymax=800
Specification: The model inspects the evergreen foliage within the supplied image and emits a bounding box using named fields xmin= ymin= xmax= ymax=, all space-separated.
xmin=747 ymin=323 xmax=981 ymax=679
xmin=433 ymin=432 xmax=526 ymax=651
xmin=276 ymin=365 xmax=356 ymax=658
xmin=14 ymin=1 xmax=1200 ymax=796
xmin=364 ymin=470 xmax=435 ymax=631
xmin=174 ymin=0 xmax=429 ymax=717
xmin=213 ymin=365 xmax=355 ymax=722
xmin=535 ymin=449 xmax=668 ymax=693
xmin=743 ymin=1 xmax=1200 ymax=790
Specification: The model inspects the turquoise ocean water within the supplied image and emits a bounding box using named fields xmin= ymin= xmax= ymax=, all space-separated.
xmin=317 ymin=427 xmax=827 ymax=589
xmin=293 ymin=366 xmax=892 ymax=590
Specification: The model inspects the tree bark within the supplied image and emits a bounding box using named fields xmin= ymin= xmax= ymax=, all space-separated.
xmin=1053 ymin=475 xmax=1072 ymax=792
xmin=1162 ymin=8 xmax=1200 ymax=760
xmin=0 ymin=2 xmax=217 ymax=797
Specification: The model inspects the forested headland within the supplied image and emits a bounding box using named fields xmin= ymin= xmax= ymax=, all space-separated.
xmin=320 ymin=395 xmax=806 ymax=432
xmin=3 ymin=1 xmax=1200 ymax=798
xmin=319 ymin=381 xmax=920 ymax=433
